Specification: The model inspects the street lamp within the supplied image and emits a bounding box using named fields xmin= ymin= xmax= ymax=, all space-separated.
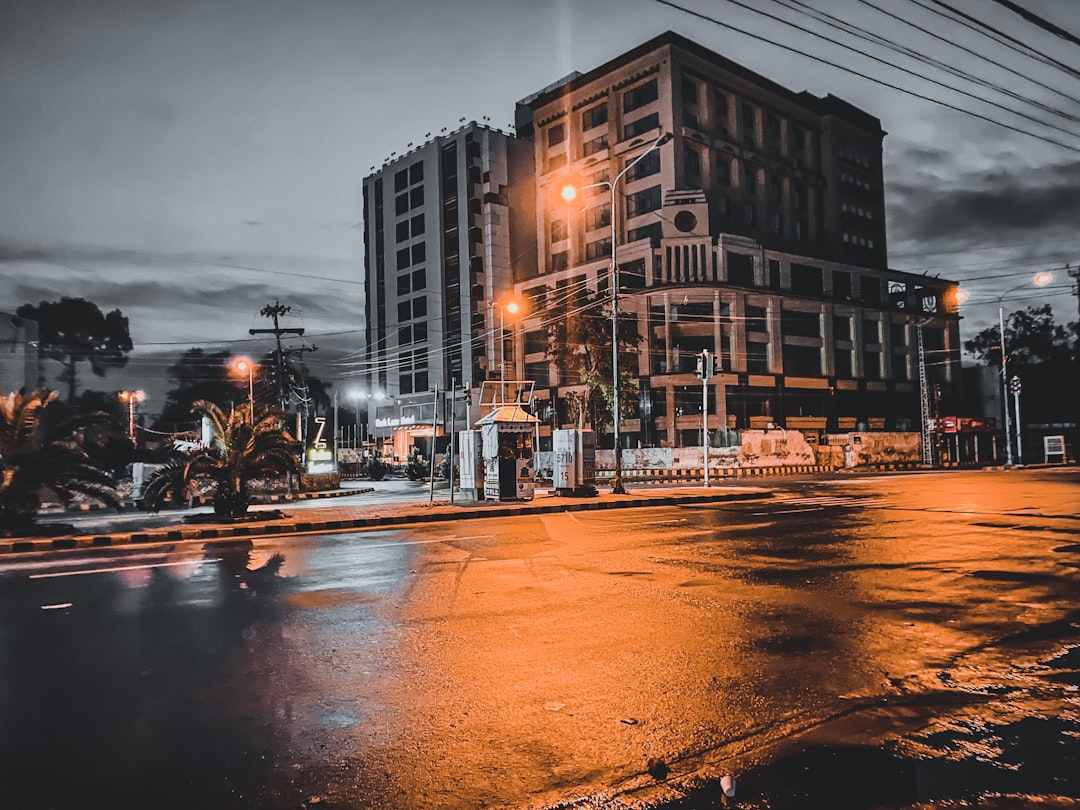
xmin=117 ymin=390 xmax=145 ymax=446
xmin=229 ymin=356 xmax=257 ymax=421
xmin=995 ymin=272 xmax=1052 ymax=466
xmin=561 ymin=130 xmax=673 ymax=494
xmin=500 ymin=300 xmax=521 ymax=386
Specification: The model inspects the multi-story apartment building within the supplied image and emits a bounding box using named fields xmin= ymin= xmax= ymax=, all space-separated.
xmin=361 ymin=123 xmax=535 ymax=445
xmin=512 ymin=31 xmax=961 ymax=448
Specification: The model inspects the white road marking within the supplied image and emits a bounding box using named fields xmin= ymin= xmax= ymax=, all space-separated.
xmin=29 ymin=558 xmax=222 ymax=579
xmin=40 ymin=602 xmax=72 ymax=610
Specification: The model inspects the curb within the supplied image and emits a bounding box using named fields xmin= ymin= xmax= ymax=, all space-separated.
xmin=0 ymin=490 xmax=768 ymax=556
xmin=42 ymin=487 xmax=376 ymax=516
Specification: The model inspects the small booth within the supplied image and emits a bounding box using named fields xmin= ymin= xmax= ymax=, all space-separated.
xmin=475 ymin=405 xmax=538 ymax=501
xmin=552 ymin=429 xmax=597 ymax=497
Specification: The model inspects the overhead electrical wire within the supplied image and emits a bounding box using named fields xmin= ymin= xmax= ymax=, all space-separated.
xmin=652 ymin=0 xmax=1080 ymax=154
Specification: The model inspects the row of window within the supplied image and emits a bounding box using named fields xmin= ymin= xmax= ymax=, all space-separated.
xmin=842 ymin=232 xmax=876 ymax=249
xmin=840 ymin=202 xmax=873 ymax=220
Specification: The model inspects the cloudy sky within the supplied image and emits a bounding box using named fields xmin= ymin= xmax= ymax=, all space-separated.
xmin=2 ymin=0 xmax=1078 ymax=413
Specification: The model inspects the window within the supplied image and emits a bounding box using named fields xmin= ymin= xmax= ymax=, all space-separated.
xmin=525 ymin=361 xmax=551 ymax=387
xmin=727 ymin=252 xmax=755 ymax=286
xmin=715 ymin=89 xmax=729 ymax=118
xmin=582 ymin=133 xmax=608 ymax=157
xmin=397 ymin=274 xmax=411 ymax=296
xmin=769 ymin=176 xmax=782 ymax=203
xmin=623 ymin=78 xmax=658 ymax=112
xmin=412 ymin=295 xmax=427 ymax=319
xmin=626 ymin=185 xmax=661 ymax=217
xmin=397 ymin=300 xmax=411 ymax=322
xmin=582 ymin=103 xmax=608 ymax=131
xmin=628 ymin=222 xmax=662 ymax=244
xmin=411 ymin=268 xmax=426 ymax=291
xmin=408 ymin=162 xmax=423 ymax=185
xmin=547 ymin=123 xmax=566 ymax=147
xmin=683 ymin=111 xmax=699 ymax=129
xmin=862 ymin=318 xmax=880 ymax=345
xmin=409 ymin=186 xmax=423 ymax=209
xmin=890 ymin=322 xmax=907 ymax=348
xmin=745 ymin=203 xmax=757 ymax=226
xmin=410 ymin=213 xmax=425 ymax=236
xmin=790 ymin=263 xmax=823 ymax=296
xmin=395 ymin=220 xmax=410 ymax=242
xmin=746 ymin=342 xmax=769 ymax=374
xmin=412 ymin=242 xmax=425 ymax=264
xmin=833 ymin=315 xmax=851 ymax=340
xmin=684 ymin=147 xmax=701 ymax=178
xmin=768 ymin=259 xmax=781 ymax=290
xmin=718 ymin=159 xmax=731 ymax=186
xmin=551 ymin=250 xmax=568 ymax=271
xmin=783 ymin=344 xmax=822 ymax=376
xmin=833 ymin=271 xmax=851 ymax=300
xmin=781 ymin=308 xmax=821 ymax=338
xmin=864 ymin=349 xmax=882 ymax=380
xmin=550 ymin=217 xmax=568 ymax=242
xmin=585 ymin=237 xmax=611 ymax=261
xmin=626 ymin=150 xmax=660 ymax=182
xmin=742 ymin=102 xmax=756 ymax=144
xmin=394 ymin=168 xmax=408 ymax=192
xmin=585 ymin=203 xmax=610 ymax=231
xmin=743 ymin=164 xmax=757 ymax=194
xmin=547 ymin=152 xmax=567 ymax=172
xmin=771 ymin=212 xmax=783 ymax=235
xmin=398 ymin=324 xmax=412 ymax=344
xmin=396 ymin=247 xmax=410 ymax=269
xmin=745 ymin=304 xmax=768 ymax=332
xmin=624 ymin=112 xmax=660 ymax=140
xmin=525 ymin=330 xmax=547 ymax=354
xmin=395 ymin=193 xmax=409 ymax=216
xmin=767 ymin=113 xmax=782 ymax=140
xmin=861 ymin=276 xmax=882 ymax=304
xmin=834 ymin=348 xmax=853 ymax=378
xmin=681 ymin=75 xmax=698 ymax=105
xmin=524 ymin=286 xmax=547 ymax=312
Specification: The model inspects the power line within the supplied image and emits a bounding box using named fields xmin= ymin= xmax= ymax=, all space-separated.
xmin=652 ymin=0 xmax=1080 ymax=154
xmin=989 ymin=0 xmax=1080 ymax=51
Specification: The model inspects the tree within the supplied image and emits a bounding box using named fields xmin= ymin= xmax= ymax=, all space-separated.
xmin=15 ymin=298 xmax=132 ymax=402
xmin=0 ymin=390 xmax=118 ymax=534
xmin=546 ymin=285 xmax=642 ymax=432
xmin=964 ymin=305 xmax=1076 ymax=367
xmin=155 ymin=349 xmax=246 ymax=432
xmin=142 ymin=401 xmax=300 ymax=519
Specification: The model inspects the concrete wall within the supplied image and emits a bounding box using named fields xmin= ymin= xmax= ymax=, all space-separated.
xmin=825 ymin=431 xmax=920 ymax=467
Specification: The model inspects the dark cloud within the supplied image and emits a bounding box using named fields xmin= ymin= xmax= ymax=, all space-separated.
xmin=888 ymin=159 xmax=1080 ymax=245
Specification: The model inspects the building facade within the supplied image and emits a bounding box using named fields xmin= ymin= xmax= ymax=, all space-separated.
xmin=511 ymin=31 xmax=961 ymax=448
xmin=361 ymin=123 xmax=536 ymax=443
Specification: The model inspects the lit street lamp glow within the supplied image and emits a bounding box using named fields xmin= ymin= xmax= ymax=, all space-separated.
xmin=117 ymin=389 xmax=145 ymax=446
xmin=229 ymin=356 xmax=257 ymax=421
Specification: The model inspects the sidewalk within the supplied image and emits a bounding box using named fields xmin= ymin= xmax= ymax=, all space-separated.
xmin=1 ymin=484 xmax=772 ymax=555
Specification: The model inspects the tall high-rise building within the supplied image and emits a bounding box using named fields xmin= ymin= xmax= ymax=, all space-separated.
xmin=361 ymin=123 xmax=535 ymax=448
xmin=513 ymin=31 xmax=961 ymax=448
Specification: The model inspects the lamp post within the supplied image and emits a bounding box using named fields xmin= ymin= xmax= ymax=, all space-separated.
xmin=500 ymin=300 xmax=520 ymax=387
xmin=230 ymin=356 xmax=256 ymax=422
xmin=117 ymin=390 xmax=145 ymax=446
xmin=993 ymin=272 xmax=1052 ymax=466
xmin=561 ymin=130 xmax=672 ymax=494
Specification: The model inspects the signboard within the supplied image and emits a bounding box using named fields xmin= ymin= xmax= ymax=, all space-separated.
xmin=375 ymin=415 xmax=417 ymax=429
xmin=1044 ymin=435 xmax=1066 ymax=464
xmin=306 ymin=447 xmax=334 ymax=474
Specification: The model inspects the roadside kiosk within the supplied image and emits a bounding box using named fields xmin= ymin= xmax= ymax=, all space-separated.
xmin=475 ymin=405 xmax=539 ymax=501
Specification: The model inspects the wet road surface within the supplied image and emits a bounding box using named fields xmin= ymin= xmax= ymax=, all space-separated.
xmin=1 ymin=469 xmax=1078 ymax=808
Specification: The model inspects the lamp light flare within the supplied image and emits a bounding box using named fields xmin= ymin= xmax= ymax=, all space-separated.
xmin=1034 ymin=271 xmax=1053 ymax=286
xmin=560 ymin=185 xmax=577 ymax=202
xmin=954 ymin=288 xmax=970 ymax=304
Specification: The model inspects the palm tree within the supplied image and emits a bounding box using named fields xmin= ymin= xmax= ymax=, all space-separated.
xmin=143 ymin=400 xmax=300 ymax=519
xmin=0 ymin=389 xmax=118 ymax=534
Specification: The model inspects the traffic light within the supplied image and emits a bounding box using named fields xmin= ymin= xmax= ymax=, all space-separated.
xmin=695 ymin=350 xmax=715 ymax=380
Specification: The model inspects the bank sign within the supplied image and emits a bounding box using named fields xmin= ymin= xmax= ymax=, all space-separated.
xmin=305 ymin=414 xmax=335 ymax=474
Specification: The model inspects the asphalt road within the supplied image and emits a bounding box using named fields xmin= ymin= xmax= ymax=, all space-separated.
xmin=2 ymin=469 xmax=1078 ymax=809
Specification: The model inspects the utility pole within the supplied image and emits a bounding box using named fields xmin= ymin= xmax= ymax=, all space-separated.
xmin=249 ymin=302 xmax=305 ymax=411
xmin=916 ymin=322 xmax=934 ymax=467
xmin=1070 ymin=265 xmax=1079 ymax=320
